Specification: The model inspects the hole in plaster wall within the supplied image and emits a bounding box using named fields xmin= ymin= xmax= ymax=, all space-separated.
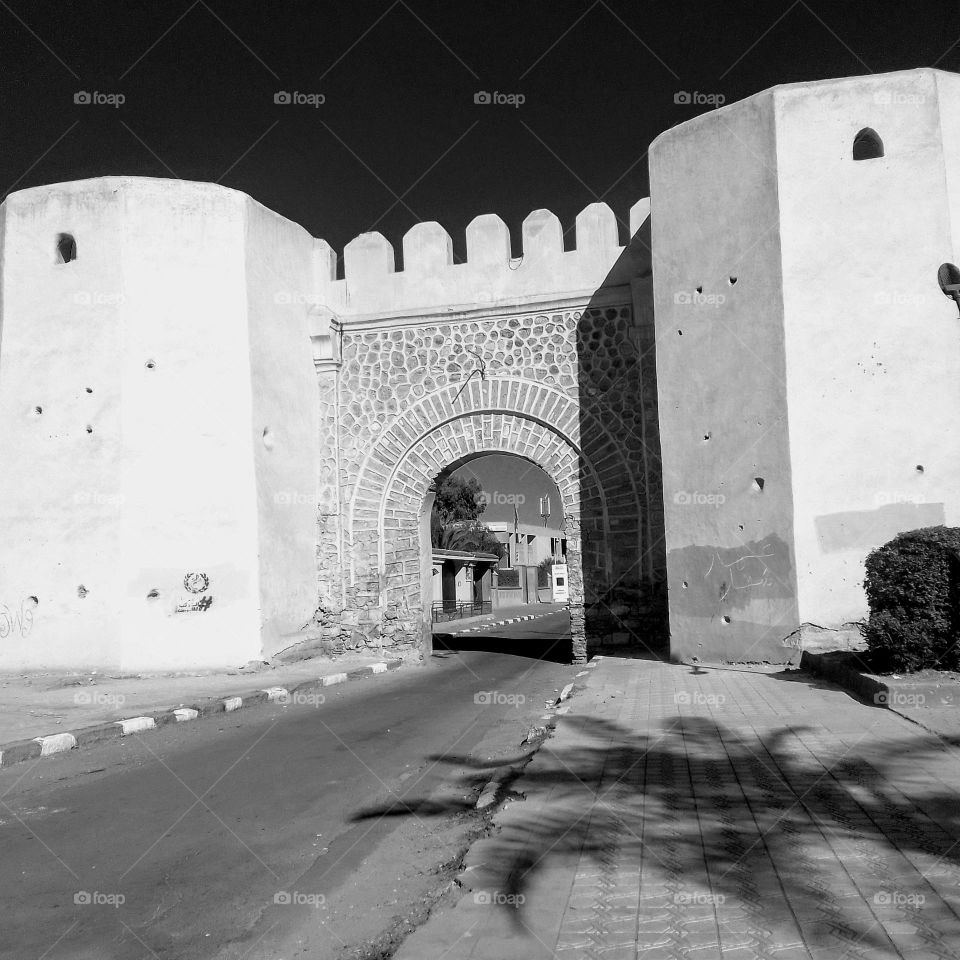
xmin=262 ymin=427 xmax=275 ymax=451
xmin=753 ymin=477 xmax=765 ymax=492
xmin=677 ymin=330 xmax=683 ymax=336
xmin=738 ymin=524 xmax=744 ymax=531
xmin=916 ymin=464 xmax=925 ymax=473
xmin=728 ymin=276 xmax=738 ymax=285
xmin=77 ymin=585 xmax=88 ymax=599
xmin=85 ymin=387 xmax=93 ymax=394
xmin=145 ymin=360 xmax=156 ymax=370
xmin=703 ymin=433 xmax=711 ymax=442
xmin=146 ymin=589 xmax=159 ymax=599
xmin=34 ymin=406 xmax=42 ymax=415
xmin=56 ymin=233 xmax=77 ymax=264
xmin=695 ymin=285 xmax=703 ymax=294
xmin=682 ymin=581 xmax=688 ymax=589
xmin=85 ymin=425 xmax=93 ymax=434
xmin=27 ymin=596 xmax=38 ymax=607
xmin=722 ymin=615 xmax=731 ymax=624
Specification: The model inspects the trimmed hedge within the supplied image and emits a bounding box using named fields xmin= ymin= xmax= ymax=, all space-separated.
xmin=861 ymin=526 xmax=960 ymax=673
xmin=497 ymin=568 xmax=520 ymax=588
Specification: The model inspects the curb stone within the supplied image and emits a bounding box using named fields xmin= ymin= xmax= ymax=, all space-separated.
xmin=0 ymin=659 xmax=403 ymax=771
xmin=800 ymin=650 xmax=887 ymax=703
xmin=446 ymin=609 xmax=564 ymax=636
xmin=474 ymin=677 xmax=582 ymax=810
xmin=801 ymin=650 xmax=960 ymax=734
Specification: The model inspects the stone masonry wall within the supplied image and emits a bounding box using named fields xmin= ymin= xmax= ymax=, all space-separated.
xmin=305 ymin=200 xmax=665 ymax=661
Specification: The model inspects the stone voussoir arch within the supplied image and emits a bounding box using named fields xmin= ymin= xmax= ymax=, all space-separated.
xmin=348 ymin=376 xmax=615 ymax=542
xmin=346 ymin=375 xmax=628 ymax=661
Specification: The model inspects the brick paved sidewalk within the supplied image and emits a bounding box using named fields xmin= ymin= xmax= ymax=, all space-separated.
xmin=397 ymin=657 xmax=960 ymax=959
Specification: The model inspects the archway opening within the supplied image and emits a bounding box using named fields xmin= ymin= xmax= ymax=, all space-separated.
xmin=423 ymin=452 xmax=575 ymax=662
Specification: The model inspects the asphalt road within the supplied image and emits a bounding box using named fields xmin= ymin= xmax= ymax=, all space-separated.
xmin=2 ymin=612 xmax=574 ymax=960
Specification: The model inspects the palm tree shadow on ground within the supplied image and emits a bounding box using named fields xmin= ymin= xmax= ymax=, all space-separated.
xmin=351 ymin=713 xmax=960 ymax=951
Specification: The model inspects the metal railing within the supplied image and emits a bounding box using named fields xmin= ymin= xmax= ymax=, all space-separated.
xmin=431 ymin=600 xmax=492 ymax=623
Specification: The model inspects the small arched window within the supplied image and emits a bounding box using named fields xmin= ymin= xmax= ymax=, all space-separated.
xmin=853 ymin=128 xmax=884 ymax=161
xmin=56 ymin=233 xmax=76 ymax=263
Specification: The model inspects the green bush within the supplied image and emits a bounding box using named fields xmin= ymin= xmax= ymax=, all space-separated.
xmin=861 ymin=526 xmax=960 ymax=672
xmin=497 ymin=568 xmax=520 ymax=589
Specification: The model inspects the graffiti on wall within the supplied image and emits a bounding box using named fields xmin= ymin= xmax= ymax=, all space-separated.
xmin=0 ymin=597 xmax=37 ymax=638
xmin=174 ymin=572 xmax=214 ymax=614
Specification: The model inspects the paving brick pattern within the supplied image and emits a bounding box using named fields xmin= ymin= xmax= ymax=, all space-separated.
xmin=397 ymin=658 xmax=960 ymax=959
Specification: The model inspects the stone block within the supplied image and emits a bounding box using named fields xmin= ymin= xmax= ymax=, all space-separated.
xmin=0 ymin=738 xmax=43 ymax=766
xmin=73 ymin=723 xmax=126 ymax=747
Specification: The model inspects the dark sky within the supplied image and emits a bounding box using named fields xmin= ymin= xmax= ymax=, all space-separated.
xmin=2 ymin=0 xmax=957 ymax=262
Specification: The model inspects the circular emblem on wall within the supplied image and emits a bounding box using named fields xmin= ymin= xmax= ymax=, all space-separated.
xmin=184 ymin=572 xmax=210 ymax=594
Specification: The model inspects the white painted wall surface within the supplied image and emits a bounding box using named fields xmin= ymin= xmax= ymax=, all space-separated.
xmin=0 ymin=178 xmax=319 ymax=669
xmin=0 ymin=183 xmax=127 ymax=665
xmin=650 ymin=91 xmax=800 ymax=662
xmin=776 ymin=69 xmax=960 ymax=626
xmin=244 ymin=200 xmax=320 ymax=656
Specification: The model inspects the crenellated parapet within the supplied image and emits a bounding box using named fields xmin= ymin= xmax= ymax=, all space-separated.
xmin=312 ymin=199 xmax=650 ymax=321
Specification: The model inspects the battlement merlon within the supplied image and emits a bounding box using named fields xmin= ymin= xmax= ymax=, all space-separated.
xmin=312 ymin=199 xmax=652 ymax=324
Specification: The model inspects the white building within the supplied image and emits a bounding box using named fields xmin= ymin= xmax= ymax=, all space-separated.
xmin=485 ymin=521 xmax=567 ymax=569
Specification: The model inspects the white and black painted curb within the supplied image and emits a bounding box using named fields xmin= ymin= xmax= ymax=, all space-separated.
xmin=445 ymin=608 xmax=563 ymax=637
xmin=0 ymin=659 xmax=403 ymax=770
xmin=473 ymin=656 xmax=602 ymax=811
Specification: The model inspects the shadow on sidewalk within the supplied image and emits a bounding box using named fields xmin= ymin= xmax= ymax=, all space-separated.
xmin=351 ymin=713 xmax=960 ymax=949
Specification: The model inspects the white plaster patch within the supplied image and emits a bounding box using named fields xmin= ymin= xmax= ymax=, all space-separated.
xmin=223 ymin=696 xmax=243 ymax=712
xmin=116 ymin=716 xmax=156 ymax=735
xmin=34 ymin=733 xmax=77 ymax=756
xmin=173 ymin=708 xmax=199 ymax=722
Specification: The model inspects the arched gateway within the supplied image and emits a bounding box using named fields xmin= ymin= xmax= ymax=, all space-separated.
xmin=353 ymin=386 xmax=591 ymax=657
xmin=312 ymin=200 xmax=667 ymax=663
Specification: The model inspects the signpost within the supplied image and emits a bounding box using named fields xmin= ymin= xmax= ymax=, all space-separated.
xmin=552 ymin=562 xmax=569 ymax=603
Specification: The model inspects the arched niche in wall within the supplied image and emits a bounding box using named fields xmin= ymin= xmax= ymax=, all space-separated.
xmin=56 ymin=233 xmax=77 ymax=263
xmin=853 ymin=128 xmax=884 ymax=161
